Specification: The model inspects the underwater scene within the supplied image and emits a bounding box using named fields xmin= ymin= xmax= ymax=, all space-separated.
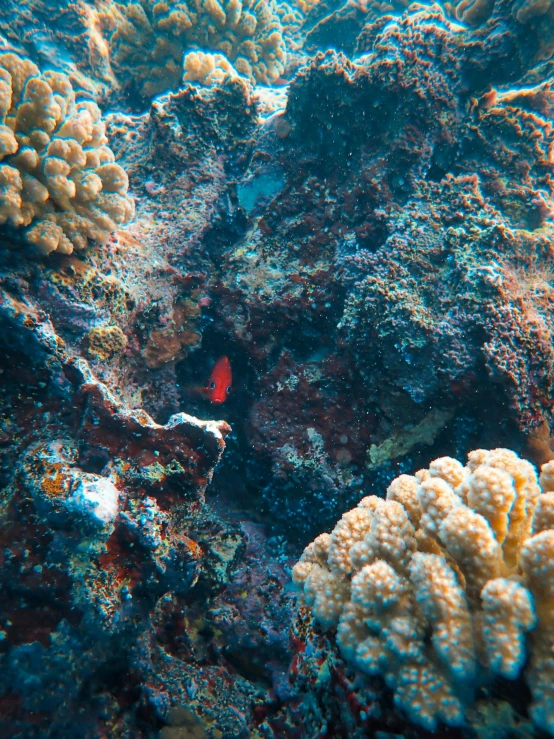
xmin=0 ymin=0 xmax=553 ymax=736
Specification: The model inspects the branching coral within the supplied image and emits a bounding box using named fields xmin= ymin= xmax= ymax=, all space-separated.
xmin=183 ymin=50 xmax=239 ymax=86
xmin=0 ymin=52 xmax=134 ymax=255
xmin=293 ymin=448 xmax=554 ymax=733
xmin=108 ymin=0 xmax=286 ymax=100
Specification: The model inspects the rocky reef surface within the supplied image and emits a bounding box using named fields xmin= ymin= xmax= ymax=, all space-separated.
xmin=0 ymin=0 xmax=553 ymax=735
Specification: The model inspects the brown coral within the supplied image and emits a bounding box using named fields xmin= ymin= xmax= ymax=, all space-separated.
xmin=0 ymin=52 xmax=134 ymax=255
xmin=107 ymin=0 xmax=287 ymax=101
xmin=84 ymin=324 xmax=128 ymax=360
xmin=293 ymin=448 xmax=554 ymax=733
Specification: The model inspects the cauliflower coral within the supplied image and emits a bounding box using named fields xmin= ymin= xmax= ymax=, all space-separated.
xmin=183 ymin=51 xmax=239 ymax=86
xmin=0 ymin=52 xmax=134 ymax=255
xmin=293 ymin=448 xmax=554 ymax=734
xmin=108 ymin=0 xmax=287 ymax=99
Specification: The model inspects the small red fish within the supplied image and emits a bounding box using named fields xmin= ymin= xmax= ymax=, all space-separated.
xmin=204 ymin=356 xmax=232 ymax=404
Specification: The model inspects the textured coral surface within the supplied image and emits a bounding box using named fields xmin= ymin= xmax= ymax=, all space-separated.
xmin=0 ymin=0 xmax=553 ymax=735
xmin=105 ymin=0 xmax=287 ymax=103
xmin=0 ymin=51 xmax=134 ymax=254
xmin=293 ymin=449 xmax=554 ymax=734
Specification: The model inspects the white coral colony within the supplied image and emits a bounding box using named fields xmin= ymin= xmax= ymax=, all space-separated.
xmin=293 ymin=448 xmax=554 ymax=734
xmin=0 ymin=52 xmax=134 ymax=255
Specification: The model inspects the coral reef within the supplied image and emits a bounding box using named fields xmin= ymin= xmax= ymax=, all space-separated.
xmin=0 ymin=0 xmax=553 ymax=734
xmin=84 ymin=322 xmax=128 ymax=359
xmin=208 ymin=5 xmax=554 ymax=534
xmin=293 ymin=448 xmax=554 ymax=733
xmin=0 ymin=0 xmax=117 ymax=99
xmin=0 ymin=283 xmax=296 ymax=737
xmin=0 ymin=71 xmax=296 ymax=736
xmin=183 ymin=51 xmax=240 ymax=86
xmin=0 ymin=51 xmax=133 ymax=255
xmin=105 ymin=0 xmax=287 ymax=102
xmin=453 ymin=0 xmax=553 ymax=77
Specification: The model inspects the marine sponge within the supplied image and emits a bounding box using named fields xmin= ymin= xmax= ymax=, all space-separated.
xmin=0 ymin=52 xmax=134 ymax=255
xmin=293 ymin=448 xmax=554 ymax=733
xmin=109 ymin=0 xmax=286 ymax=101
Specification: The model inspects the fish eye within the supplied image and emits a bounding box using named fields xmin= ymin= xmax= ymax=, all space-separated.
xmin=226 ymin=386 xmax=231 ymax=393
xmin=210 ymin=381 xmax=216 ymax=390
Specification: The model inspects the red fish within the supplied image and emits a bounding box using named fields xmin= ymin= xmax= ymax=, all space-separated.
xmin=203 ymin=356 xmax=232 ymax=404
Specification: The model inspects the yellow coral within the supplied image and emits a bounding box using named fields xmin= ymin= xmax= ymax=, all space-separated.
xmin=409 ymin=552 xmax=475 ymax=680
xmin=293 ymin=448 xmax=554 ymax=733
xmin=183 ymin=51 xmax=239 ymax=85
xmin=328 ymin=505 xmax=373 ymax=575
xmin=386 ymin=475 xmax=421 ymax=527
xmin=532 ymin=492 xmax=554 ymax=533
xmin=293 ymin=0 xmax=321 ymax=15
xmin=481 ymin=578 xmax=536 ymax=678
xmin=108 ymin=0 xmax=287 ymax=100
xmin=0 ymin=53 xmax=134 ymax=255
xmin=539 ymin=459 xmax=554 ymax=491
xmin=84 ymin=324 xmax=128 ymax=360
xmin=429 ymin=455 xmax=465 ymax=488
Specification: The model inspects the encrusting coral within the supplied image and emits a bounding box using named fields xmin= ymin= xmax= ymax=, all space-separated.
xmin=107 ymin=0 xmax=286 ymax=100
xmin=0 ymin=51 xmax=134 ymax=255
xmin=454 ymin=0 xmax=554 ymax=68
xmin=293 ymin=448 xmax=554 ymax=734
xmin=84 ymin=323 xmax=128 ymax=360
